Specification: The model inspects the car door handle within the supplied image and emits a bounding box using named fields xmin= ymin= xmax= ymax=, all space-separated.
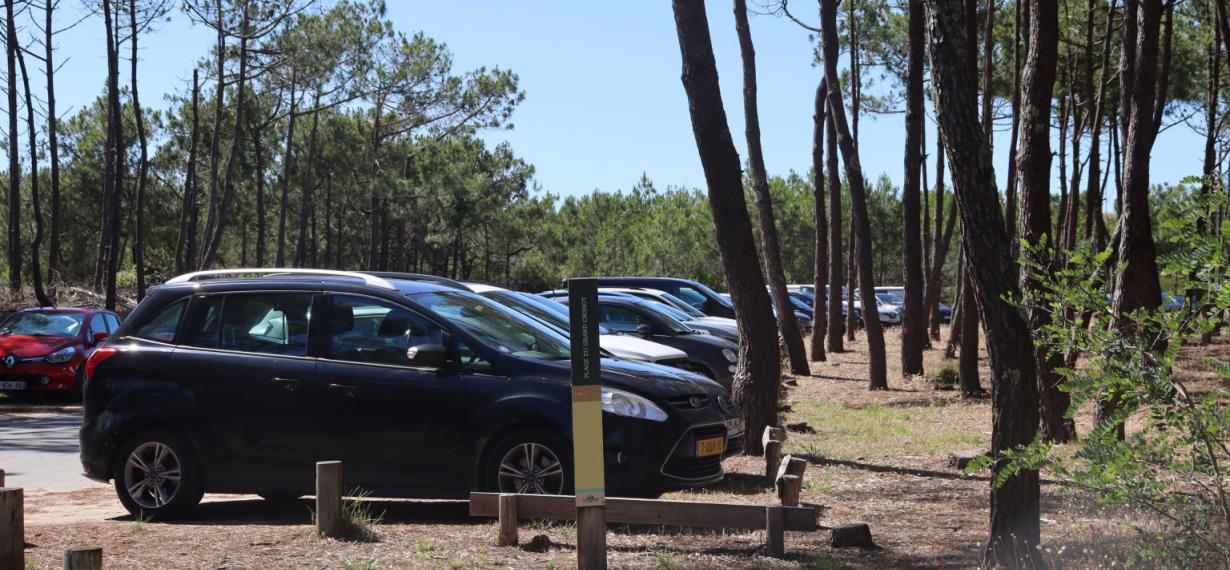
xmin=328 ymin=383 xmax=358 ymax=397
xmin=271 ymin=377 xmax=302 ymax=391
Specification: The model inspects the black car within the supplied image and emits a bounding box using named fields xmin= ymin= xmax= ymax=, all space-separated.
xmin=567 ymin=277 xmax=736 ymax=319
xmin=559 ymin=294 xmax=740 ymax=389
xmin=79 ymin=269 xmax=745 ymax=519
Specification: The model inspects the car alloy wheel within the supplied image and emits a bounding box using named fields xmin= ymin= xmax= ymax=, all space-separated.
xmin=497 ymin=442 xmax=565 ymax=495
xmin=123 ymin=441 xmax=182 ymax=510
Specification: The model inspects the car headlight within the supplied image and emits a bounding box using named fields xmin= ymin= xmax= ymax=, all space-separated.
xmin=45 ymin=346 xmax=76 ymax=364
xmin=722 ymin=348 xmax=738 ymax=363
xmin=601 ymin=387 xmax=668 ymax=422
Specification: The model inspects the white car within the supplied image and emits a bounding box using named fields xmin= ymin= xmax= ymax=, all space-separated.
xmin=462 ymin=282 xmax=691 ymax=366
xmin=598 ymin=287 xmax=739 ymax=341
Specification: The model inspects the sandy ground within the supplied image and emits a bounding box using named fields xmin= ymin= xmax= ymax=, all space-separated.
xmin=14 ymin=326 xmax=1218 ymax=569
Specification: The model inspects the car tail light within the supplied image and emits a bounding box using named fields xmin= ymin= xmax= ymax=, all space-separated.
xmin=84 ymin=347 xmax=119 ymax=379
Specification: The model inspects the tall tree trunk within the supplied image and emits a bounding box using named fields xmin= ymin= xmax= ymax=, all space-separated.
xmin=103 ymin=0 xmax=122 ymax=309
xmin=1106 ymin=0 xmax=1164 ymax=434
xmin=295 ymin=94 xmax=322 ymax=268
xmin=925 ymin=134 xmax=953 ymax=341
xmin=199 ymin=4 xmax=250 ymax=269
xmin=957 ymin=256 xmax=982 ymax=396
xmin=1194 ymin=15 xmax=1220 ymax=346
xmin=846 ymin=221 xmax=857 ymax=340
xmin=821 ymin=0 xmax=887 ymax=390
xmin=1005 ymin=0 xmax=1022 ymax=250
xmin=130 ymin=0 xmax=149 ymax=300
xmin=5 ymin=0 xmax=20 ymax=291
xmin=176 ymin=70 xmax=202 ymax=274
xmin=15 ymin=39 xmax=50 ymax=306
xmin=1085 ymin=0 xmax=1117 ymax=249
xmin=44 ymin=0 xmax=61 ymax=282
xmin=826 ymin=110 xmax=845 ymax=354
xmin=811 ymin=79 xmax=829 ymax=362
xmin=201 ymin=0 xmax=225 ymax=265
xmin=277 ymin=81 xmax=297 ymax=267
xmin=924 ymin=0 xmax=1042 ymax=564
xmin=254 ymin=125 xmax=266 ymax=266
xmin=733 ymin=0 xmax=808 ymax=375
xmin=671 ymin=0 xmax=782 ymax=454
xmin=1017 ymin=0 xmax=1074 ymax=444
xmin=901 ymin=0 xmax=926 ymax=377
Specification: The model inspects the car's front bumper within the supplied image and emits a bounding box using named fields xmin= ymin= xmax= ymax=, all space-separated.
xmin=0 ymin=359 xmax=81 ymax=391
xmin=603 ymin=406 xmax=743 ymax=496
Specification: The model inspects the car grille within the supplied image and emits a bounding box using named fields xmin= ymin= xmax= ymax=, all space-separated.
xmin=661 ymin=425 xmax=726 ymax=481
xmin=665 ymin=394 xmax=710 ymax=410
xmin=725 ymin=432 xmax=746 ymax=456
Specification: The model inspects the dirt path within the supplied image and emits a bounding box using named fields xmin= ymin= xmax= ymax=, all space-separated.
xmin=17 ymin=328 xmax=1183 ymax=569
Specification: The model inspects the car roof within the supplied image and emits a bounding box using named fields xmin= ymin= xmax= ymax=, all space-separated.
xmin=155 ymin=270 xmax=463 ymax=297
xmin=463 ymin=282 xmax=506 ymax=294
xmin=14 ymin=307 xmax=100 ymax=314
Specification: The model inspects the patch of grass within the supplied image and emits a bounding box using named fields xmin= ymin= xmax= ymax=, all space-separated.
xmin=795 ymin=401 xmax=988 ymax=460
xmin=804 ymin=554 xmax=840 ymax=570
xmin=652 ymin=547 xmax=679 ymax=569
xmin=338 ymin=489 xmax=383 ymax=542
xmin=340 ymin=559 xmax=378 ymax=570
xmin=416 ymin=538 xmax=442 ymax=554
xmin=24 ymin=560 xmax=39 ymax=570
xmin=527 ymin=519 xmax=577 ymax=537
xmin=132 ymin=509 xmax=150 ymax=532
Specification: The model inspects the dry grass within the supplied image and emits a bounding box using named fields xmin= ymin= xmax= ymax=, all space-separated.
xmin=19 ymin=325 xmax=1224 ymax=569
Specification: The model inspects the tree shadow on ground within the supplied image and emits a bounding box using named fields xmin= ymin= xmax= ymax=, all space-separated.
xmin=126 ymin=497 xmax=477 ymax=527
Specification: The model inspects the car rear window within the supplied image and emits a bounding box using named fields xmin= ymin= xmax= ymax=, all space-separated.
xmin=133 ymin=300 xmax=186 ymax=343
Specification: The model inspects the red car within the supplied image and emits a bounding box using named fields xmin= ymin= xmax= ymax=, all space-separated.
xmin=0 ymin=308 xmax=121 ymax=397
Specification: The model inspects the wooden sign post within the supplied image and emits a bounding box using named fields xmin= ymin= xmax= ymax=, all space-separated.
xmin=568 ymin=278 xmax=606 ymax=570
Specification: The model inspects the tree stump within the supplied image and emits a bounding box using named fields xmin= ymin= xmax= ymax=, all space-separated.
xmin=830 ymin=522 xmax=875 ymax=549
xmin=777 ymin=474 xmax=802 ymax=507
xmin=63 ymin=547 xmax=103 ymax=570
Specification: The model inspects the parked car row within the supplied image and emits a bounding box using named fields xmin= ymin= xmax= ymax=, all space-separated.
xmin=78 ymin=269 xmax=747 ymax=519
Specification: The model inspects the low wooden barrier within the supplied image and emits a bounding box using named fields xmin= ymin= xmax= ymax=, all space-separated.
xmin=470 ymin=492 xmax=819 ymax=558
xmin=63 ymin=547 xmax=103 ymax=570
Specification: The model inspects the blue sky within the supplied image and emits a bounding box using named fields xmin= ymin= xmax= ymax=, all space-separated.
xmin=42 ymin=1 xmax=1206 ymax=201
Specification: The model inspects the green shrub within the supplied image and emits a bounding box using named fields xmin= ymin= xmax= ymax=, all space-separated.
xmin=926 ymin=363 xmax=959 ymax=390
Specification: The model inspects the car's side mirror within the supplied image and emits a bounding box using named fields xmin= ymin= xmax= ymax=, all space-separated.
xmin=406 ymin=343 xmax=448 ymax=369
xmin=635 ymin=324 xmax=654 ymax=338
xmin=91 ymin=331 xmax=110 ymax=345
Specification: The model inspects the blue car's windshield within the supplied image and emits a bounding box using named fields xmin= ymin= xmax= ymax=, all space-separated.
xmin=411 ymin=291 xmax=571 ymax=361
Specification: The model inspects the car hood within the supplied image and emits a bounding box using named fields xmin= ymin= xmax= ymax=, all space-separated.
xmin=686 ymin=321 xmax=739 ymax=340
xmin=0 ymin=335 xmax=77 ymax=358
xmin=518 ymin=357 xmax=726 ymax=398
xmin=599 ymin=334 xmax=688 ymax=363
xmin=694 ymin=316 xmax=737 ymax=328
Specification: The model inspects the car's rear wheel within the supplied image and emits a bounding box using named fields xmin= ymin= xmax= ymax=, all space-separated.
xmin=484 ymin=429 xmax=573 ymax=495
xmin=113 ymin=428 xmax=204 ymax=520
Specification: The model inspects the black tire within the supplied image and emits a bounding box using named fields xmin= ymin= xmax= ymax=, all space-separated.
xmin=482 ymin=428 xmax=574 ymax=495
xmin=113 ymin=428 xmax=204 ymax=520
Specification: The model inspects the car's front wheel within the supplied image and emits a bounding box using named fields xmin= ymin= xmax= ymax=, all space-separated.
xmin=484 ymin=429 xmax=573 ymax=495
xmin=113 ymin=428 xmax=204 ymax=520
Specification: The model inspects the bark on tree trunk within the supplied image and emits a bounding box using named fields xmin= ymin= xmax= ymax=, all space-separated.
xmin=957 ymin=257 xmax=981 ymax=397
xmin=1016 ymin=0 xmax=1074 ymax=444
xmin=826 ymin=110 xmax=845 ymax=354
xmin=295 ymin=95 xmax=322 ymax=268
xmin=130 ymin=0 xmax=149 ymax=300
xmin=199 ymin=5 xmax=250 ymax=269
xmin=254 ymin=126 xmax=266 ymax=266
xmin=671 ymin=0 xmax=782 ymax=454
xmin=102 ymin=0 xmax=122 ymax=309
xmin=821 ymin=0 xmax=887 ymax=390
xmin=15 ymin=39 xmax=50 ymax=306
xmin=5 ymin=0 xmax=20 ymax=291
xmin=811 ymin=79 xmax=829 ymax=363
xmin=44 ymin=0 xmax=61 ymax=282
xmin=923 ymin=0 xmax=1042 ymax=563
xmin=900 ymin=0 xmax=926 ymax=378
xmin=1106 ymin=0 xmax=1164 ymax=436
xmin=733 ymin=0 xmax=809 ymax=376
xmin=177 ymin=70 xmax=201 ymax=274
xmin=277 ymin=84 xmax=297 ymax=268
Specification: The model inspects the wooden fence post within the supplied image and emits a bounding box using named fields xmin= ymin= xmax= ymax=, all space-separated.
xmin=0 ymin=488 xmax=22 ymax=570
xmin=576 ymin=505 xmax=607 ymax=570
xmin=316 ymin=461 xmax=343 ymax=539
xmin=63 ymin=547 xmax=103 ymax=570
xmin=497 ymin=494 xmax=519 ymax=547
xmin=764 ymin=440 xmax=782 ymax=482
xmin=765 ymin=505 xmax=784 ymax=558
xmin=0 ymin=469 xmax=5 ymax=487
xmin=777 ymin=474 xmax=802 ymax=507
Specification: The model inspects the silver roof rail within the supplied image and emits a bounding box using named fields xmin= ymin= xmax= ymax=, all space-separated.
xmin=164 ymin=268 xmax=397 ymax=290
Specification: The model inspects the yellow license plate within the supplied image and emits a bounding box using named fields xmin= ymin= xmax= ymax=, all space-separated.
xmin=696 ymin=436 xmax=726 ymax=457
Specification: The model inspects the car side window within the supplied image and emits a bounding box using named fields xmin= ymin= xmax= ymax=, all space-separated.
xmin=88 ymin=314 xmax=108 ymax=337
xmin=214 ymin=293 xmax=313 ymax=356
xmin=598 ymin=304 xmax=648 ymax=333
xmin=328 ymin=295 xmax=445 ymax=366
xmin=181 ymin=296 xmax=225 ymax=349
xmin=675 ymin=287 xmax=709 ymax=311
xmin=104 ymin=314 xmax=121 ymax=332
xmin=132 ymin=300 xmax=186 ymax=343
